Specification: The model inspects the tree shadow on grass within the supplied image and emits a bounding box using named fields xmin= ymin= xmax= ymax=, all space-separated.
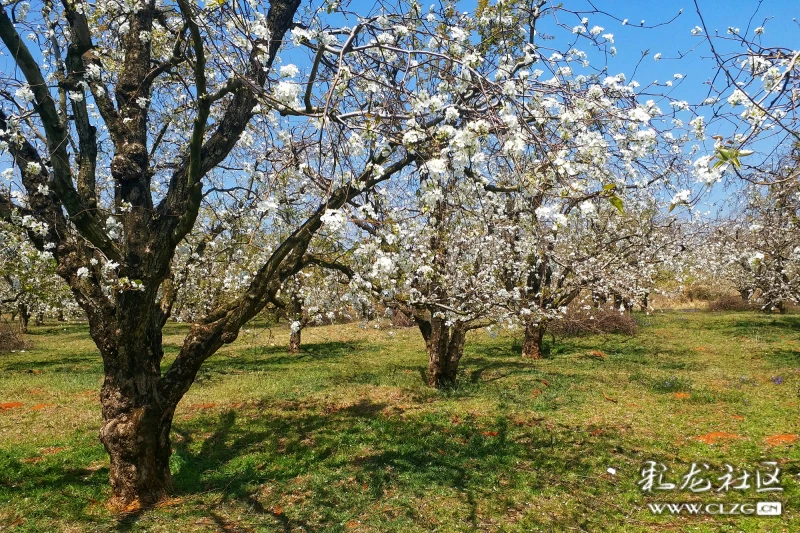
xmin=201 ymin=340 xmax=370 ymax=374
xmin=705 ymin=314 xmax=800 ymax=337
xmin=26 ymin=323 xmax=90 ymax=336
xmin=154 ymin=397 xmax=667 ymax=532
xmin=1 ymin=391 xmax=682 ymax=532
xmin=0 ymin=354 xmax=102 ymax=373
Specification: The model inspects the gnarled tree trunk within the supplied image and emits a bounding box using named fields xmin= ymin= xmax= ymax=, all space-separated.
xmin=100 ymin=384 xmax=174 ymax=510
xmin=88 ymin=291 xmax=179 ymax=510
xmin=419 ymin=317 xmax=467 ymax=388
xmin=522 ymin=320 xmax=547 ymax=359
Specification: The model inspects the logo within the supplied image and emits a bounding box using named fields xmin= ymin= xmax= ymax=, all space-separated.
xmin=757 ymin=502 xmax=782 ymax=516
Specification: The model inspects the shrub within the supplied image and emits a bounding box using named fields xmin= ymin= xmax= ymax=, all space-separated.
xmin=707 ymin=295 xmax=753 ymax=312
xmin=0 ymin=319 xmax=29 ymax=354
xmin=549 ymin=301 xmax=639 ymax=338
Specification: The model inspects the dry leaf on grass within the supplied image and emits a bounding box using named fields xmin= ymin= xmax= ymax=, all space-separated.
xmin=602 ymin=391 xmax=618 ymax=403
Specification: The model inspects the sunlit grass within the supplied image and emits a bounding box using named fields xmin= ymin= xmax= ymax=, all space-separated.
xmin=1 ymin=311 xmax=798 ymax=531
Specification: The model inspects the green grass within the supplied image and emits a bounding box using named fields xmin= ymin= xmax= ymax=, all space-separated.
xmin=1 ymin=311 xmax=799 ymax=531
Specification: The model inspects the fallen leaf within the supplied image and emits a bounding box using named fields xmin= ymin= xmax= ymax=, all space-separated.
xmin=191 ymin=403 xmax=216 ymax=409
xmin=694 ymin=346 xmax=708 ymax=352
xmin=272 ymin=505 xmax=283 ymax=515
xmin=40 ymin=446 xmax=64 ymax=455
xmin=119 ymin=500 xmax=142 ymax=514
xmin=541 ymin=379 xmax=549 ymax=387
xmin=0 ymin=402 xmax=24 ymax=410
xmin=694 ymin=432 xmax=743 ymax=445
xmin=590 ymin=429 xmax=603 ymax=436
xmin=31 ymin=403 xmax=56 ymax=411
xmin=673 ymin=392 xmax=691 ymax=399
xmin=602 ymin=391 xmax=618 ymax=403
xmin=482 ymin=431 xmax=499 ymax=437
xmin=732 ymin=415 xmax=744 ymax=420
xmin=155 ymin=497 xmax=185 ymax=508
xmin=589 ymin=350 xmax=607 ymax=359
xmin=764 ymin=434 xmax=798 ymax=446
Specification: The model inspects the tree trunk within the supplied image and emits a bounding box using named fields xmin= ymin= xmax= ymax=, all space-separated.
xmin=57 ymin=309 xmax=65 ymax=322
xmin=522 ymin=320 xmax=547 ymax=359
xmin=100 ymin=389 xmax=174 ymax=511
xmin=34 ymin=311 xmax=44 ymax=326
xmin=288 ymin=328 xmax=301 ymax=354
xmin=419 ymin=317 xmax=467 ymax=388
xmin=738 ymin=288 xmax=752 ymax=301
xmin=17 ymin=303 xmax=29 ymax=334
xmin=640 ymin=292 xmax=649 ymax=311
xmin=288 ymin=295 xmax=303 ymax=354
xmin=97 ymin=319 xmax=175 ymax=511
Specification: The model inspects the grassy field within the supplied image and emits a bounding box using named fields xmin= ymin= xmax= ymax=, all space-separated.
xmin=0 ymin=311 xmax=799 ymax=532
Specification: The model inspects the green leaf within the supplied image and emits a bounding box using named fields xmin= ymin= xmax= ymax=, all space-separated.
xmin=603 ymin=183 xmax=616 ymax=191
xmin=608 ymin=194 xmax=624 ymax=214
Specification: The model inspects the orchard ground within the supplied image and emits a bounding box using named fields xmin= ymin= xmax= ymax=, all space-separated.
xmin=1 ymin=311 xmax=799 ymax=532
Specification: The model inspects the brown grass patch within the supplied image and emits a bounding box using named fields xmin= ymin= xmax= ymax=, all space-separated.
xmin=693 ymin=432 xmax=743 ymax=444
xmin=764 ymin=434 xmax=798 ymax=446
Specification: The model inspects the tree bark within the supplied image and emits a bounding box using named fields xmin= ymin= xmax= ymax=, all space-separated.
xmin=34 ymin=311 xmax=44 ymax=326
xmin=288 ymin=296 xmax=302 ymax=354
xmin=420 ymin=317 xmax=467 ymax=388
xmin=738 ymin=288 xmax=753 ymax=301
xmin=522 ymin=320 xmax=547 ymax=359
xmin=97 ymin=313 xmax=175 ymax=511
xmin=100 ymin=391 xmax=173 ymax=511
xmin=17 ymin=303 xmax=29 ymax=334
xmin=288 ymin=329 xmax=301 ymax=354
